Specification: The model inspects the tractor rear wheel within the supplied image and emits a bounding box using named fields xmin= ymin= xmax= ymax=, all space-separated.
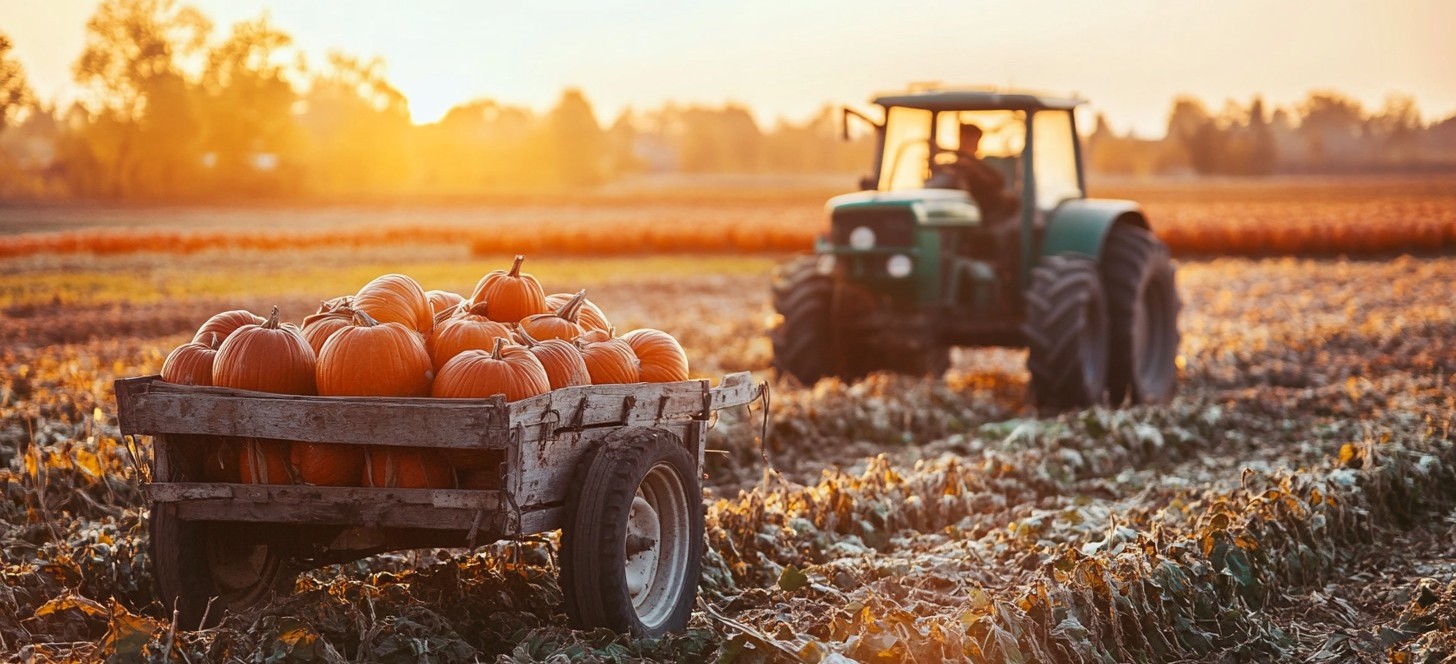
xmin=1023 ymin=255 xmax=1109 ymax=410
xmin=770 ymin=258 xmax=837 ymax=386
xmin=1101 ymin=224 xmax=1181 ymax=405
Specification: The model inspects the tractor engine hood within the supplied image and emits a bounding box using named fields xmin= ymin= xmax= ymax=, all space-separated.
xmin=826 ymin=189 xmax=983 ymax=225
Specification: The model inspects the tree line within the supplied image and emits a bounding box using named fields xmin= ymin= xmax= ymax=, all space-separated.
xmin=0 ymin=0 xmax=871 ymax=202
xmin=1 ymin=0 xmax=1453 ymax=202
xmin=1089 ymin=93 xmax=1456 ymax=177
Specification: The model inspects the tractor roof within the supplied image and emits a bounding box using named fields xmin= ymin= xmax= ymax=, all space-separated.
xmin=872 ymin=87 xmax=1083 ymax=112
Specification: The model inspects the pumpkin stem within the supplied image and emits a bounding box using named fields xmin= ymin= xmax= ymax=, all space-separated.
xmin=466 ymin=298 xmax=491 ymax=318
xmin=263 ymin=306 xmax=281 ymax=329
xmin=353 ymin=309 xmax=380 ymax=327
xmin=509 ymin=255 xmax=525 ymax=278
xmin=490 ymin=336 xmax=506 ymax=360
xmin=556 ymin=289 xmax=588 ymax=324
xmin=207 ymin=332 xmax=219 ymax=350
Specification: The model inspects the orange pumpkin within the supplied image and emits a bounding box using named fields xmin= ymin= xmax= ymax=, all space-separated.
xmin=434 ymin=338 xmax=550 ymax=469
xmin=302 ymin=314 xmax=352 ymax=357
xmin=193 ymin=310 xmax=264 ymax=346
xmin=212 ymin=307 xmax=315 ymax=486
xmin=317 ymin=310 xmax=433 ymax=398
xmin=354 ymin=273 xmax=434 ymax=334
xmin=622 ymin=328 xmax=689 ymax=383
xmin=363 ymin=446 xmax=455 ymax=489
xmin=162 ymin=333 xmax=219 ymax=386
xmin=546 ymin=292 xmax=610 ymax=331
xmin=471 ymin=255 xmax=547 ymax=324
xmin=426 ymin=290 xmax=465 ymax=318
xmin=427 ymin=300 xmax=516 ymax=371
xmin=577 ymin=328 xmax=640 ymax=385
xmin=213 ymin=306 xmax=316 ymax=395
xmin=519 ymin=326 xmax=591 ymax=390
xmin=239 ymin=438 xmax=293 ymax=484
xmin=519 ymin=289 xmax=588 ymax=342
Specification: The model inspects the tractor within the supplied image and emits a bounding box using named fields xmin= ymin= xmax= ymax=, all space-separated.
xmin=770 ymin=87 xmax=1180 ymax=409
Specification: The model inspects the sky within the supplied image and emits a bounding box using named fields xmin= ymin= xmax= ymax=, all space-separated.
xmin=3 ymin=0 xmax=1454 ymax=138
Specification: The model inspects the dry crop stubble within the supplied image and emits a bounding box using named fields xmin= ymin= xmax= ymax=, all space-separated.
xmin=0 ymin=248 xmax=1453 ymax=660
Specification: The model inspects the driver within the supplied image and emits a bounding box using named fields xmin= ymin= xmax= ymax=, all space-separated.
xmin=950 ymin=123 xmax=1019 ymax=220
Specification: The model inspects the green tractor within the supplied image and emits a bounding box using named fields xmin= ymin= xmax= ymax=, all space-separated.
xmin=770 ymin=87 xmax=1180 ymax=409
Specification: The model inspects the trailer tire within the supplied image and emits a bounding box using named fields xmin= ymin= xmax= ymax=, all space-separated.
xmin=560 ymin=427 xmax=703 ymax=637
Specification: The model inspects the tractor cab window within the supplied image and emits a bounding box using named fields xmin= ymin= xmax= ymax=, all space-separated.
xmin=1031 ymin=110 xmax=1083 ymax=210
xmin=877 ymin=107 xmax=1025 ymax=192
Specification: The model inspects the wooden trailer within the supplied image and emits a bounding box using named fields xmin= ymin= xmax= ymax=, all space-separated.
xmin=113 ymin=372 xmax=762 ymax=637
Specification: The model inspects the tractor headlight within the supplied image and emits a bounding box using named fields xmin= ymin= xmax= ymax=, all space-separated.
xmin=816 ymin=254 xmax=836 ymax=275
xmin=849 ymin=226 xmax=876 ymax=250
xmin=886 ymin=254 xmax=913 ymax=278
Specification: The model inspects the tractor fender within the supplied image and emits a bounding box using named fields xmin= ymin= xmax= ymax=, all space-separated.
xmin=1040 ymin=199 xmax=1150 ymax=260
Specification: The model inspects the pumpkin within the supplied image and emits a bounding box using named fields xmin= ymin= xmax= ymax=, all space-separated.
xmin=518 ymin=326 xmax=591 ymax=390
xmin=433 ymin=338 xmax=550 ymax=469
xmin=316 ymin=296 xmax=352 ymax=314
xmin=162 ymin=333 xmax=218 ymax=386
xmin=576 ymin=328 xmax=640 ymax=385
xmin=213 ymin=306 xmax=316 ymax=395
xmin=427 ymin=300 xmax=515 ymax=371
xmin=212 ymin=307 xmax=315 ymax=485
xmin=317 ymin=310 xmax=433 ymax=398
xmin=193 ymin=310 xmax=264 ymax=345
xmin=471 ymin=255 xmax=547 ymax=323
xmin=302 ymin=314 xmax=352 ymax=357
xmin=426 ymin=290 xmax=465 ymax=318
xmin=546 ymin=292 xmax=610 ymax=331
xmin=239 ymin=438 xmax=293 ymax=484
xmin=363 ymin=446 xmax=455 ymax=489
xmin=519 ymin=289 xmax=588 ymax=342
xmin=622 ymin=328 xmax=689 ymax=383
xmin=354 ymin=273 xmax=433 ymax=334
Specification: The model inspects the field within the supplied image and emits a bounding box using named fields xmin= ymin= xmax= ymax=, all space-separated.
xmin=2 ymin=176 xmax=1455 ymax=662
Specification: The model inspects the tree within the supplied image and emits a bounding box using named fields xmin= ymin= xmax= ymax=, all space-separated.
xmin=72 ymin=0 xmax=212 ymax=197
xmin=199 ymin=14 xmax=301 ymax=195
xmin=543 ymin=88 xmax=607 ymax=187
xmin=0 ymin=32 xmax=34 ymax=132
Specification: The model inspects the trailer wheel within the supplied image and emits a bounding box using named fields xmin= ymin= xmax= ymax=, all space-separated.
xmin=560 ymin=427 xmax=703 ymax=637
xmin=149 ymin=439 xmax=296 ymax=628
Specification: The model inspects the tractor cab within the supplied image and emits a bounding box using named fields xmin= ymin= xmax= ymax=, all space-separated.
xmin=773 ymin=86 xmax=1181 ymax=411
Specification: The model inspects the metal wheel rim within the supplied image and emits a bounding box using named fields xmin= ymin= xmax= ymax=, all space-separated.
xmin=625 ymin=462 xmax=691 ymax=629
xmin=205 ymin=528 xmax=279 ymax=605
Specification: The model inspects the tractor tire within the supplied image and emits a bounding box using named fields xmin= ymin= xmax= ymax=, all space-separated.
xmin=870 ymin=345 xmax=951 ymax=379
xmin=560 ymin=427 xmax=703 ymax=637
xmin=1023 ymin=254 xmax=1110 ymax=411
xmin=1100 ymin=224 xmax=1181 ymax=405
xmin=770 ymin=258 xmax=836 ymax=386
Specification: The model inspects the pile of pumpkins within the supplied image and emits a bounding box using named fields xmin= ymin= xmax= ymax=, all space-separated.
xmin=159 ymin=256 xmax=688 ymax=489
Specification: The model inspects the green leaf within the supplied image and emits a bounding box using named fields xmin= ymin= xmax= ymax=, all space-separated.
xmin=778 ymin=565 xmax=810 ymax=592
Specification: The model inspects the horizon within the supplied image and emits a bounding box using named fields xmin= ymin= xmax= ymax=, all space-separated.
xmin=3 ymin=0 xmax=1455 ymax=139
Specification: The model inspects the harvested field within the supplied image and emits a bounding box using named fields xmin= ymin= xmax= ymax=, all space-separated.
xmin=2 ymin=209 xmax=1453 ymax=660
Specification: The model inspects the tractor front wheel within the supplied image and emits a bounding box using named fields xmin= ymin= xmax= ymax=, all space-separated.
xmin=1023 ymin=254 xmax=1110 ymax=411
xmin=1101 ymin=224 xmax=1181 ymax=405
xmin=770 ymin=258 xmax=838 ymax=386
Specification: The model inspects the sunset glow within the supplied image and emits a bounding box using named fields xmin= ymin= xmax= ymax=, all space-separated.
xmin=4 ymin=0 xmax=1454 ymax=136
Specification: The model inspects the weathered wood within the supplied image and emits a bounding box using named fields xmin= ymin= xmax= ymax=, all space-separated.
xmin=153 ymin=482 xmax=503 ymax=530
xmin=116 ymin=376 xmax=514 ymax=449
xmin=509 ymin=380 xmax=712 ymax=431
xmin=709 ymin=372 xmax=761 ymax=411
xmin=512 ymin=423 xmax=697 ymax=510
xmin=518 ymin=505 xmax=564 ymax=535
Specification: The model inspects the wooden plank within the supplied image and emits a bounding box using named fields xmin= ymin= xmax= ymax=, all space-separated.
xmin=153 ymin=482 xmax=504 ymax=530
xmin=511 ymin=423 xmax=696 ymax=510
xmin=509 ymin=380 xmax=711 ymax=431
xmin=120 ymin=379 xmax=514 ymax=448
xmin=710 ymin=372 xmax=761 ymax=411
xmin=518 ymin=505 xmax=563 ymax=535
